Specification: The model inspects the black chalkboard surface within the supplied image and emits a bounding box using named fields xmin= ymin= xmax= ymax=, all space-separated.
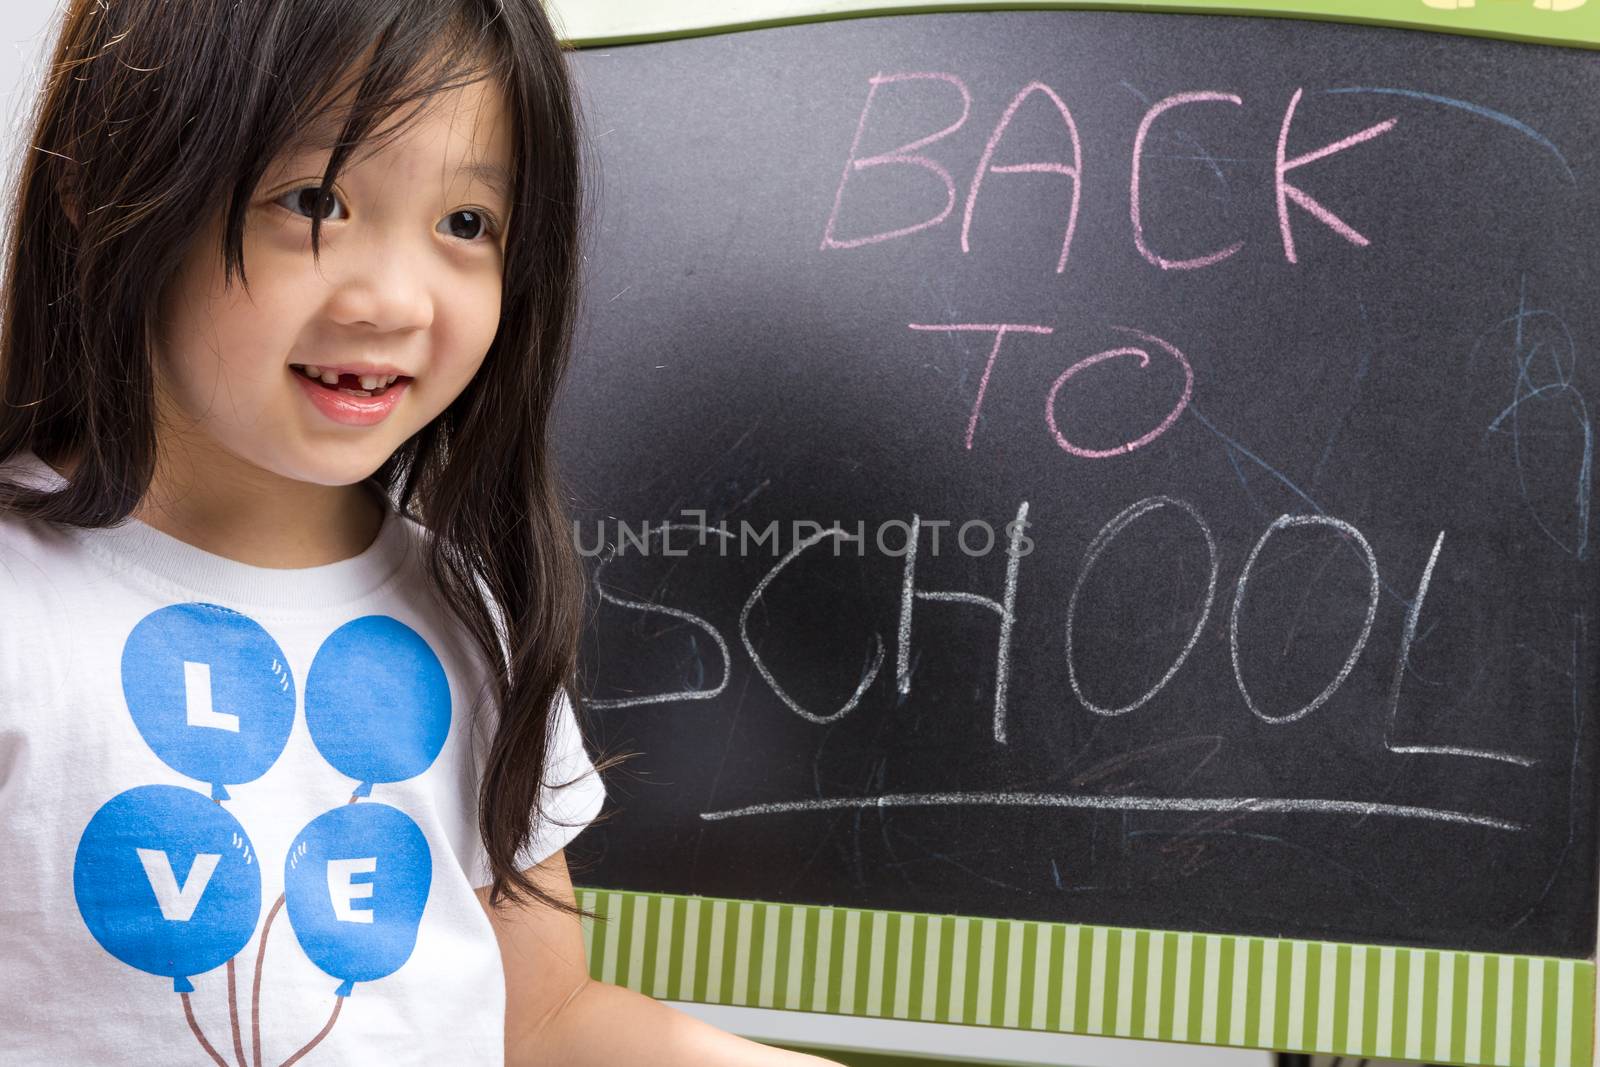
xmin=554 ymin=10 xmax=1600 ymax=961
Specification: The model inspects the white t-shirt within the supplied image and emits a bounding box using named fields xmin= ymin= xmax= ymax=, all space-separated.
xmin=0 ymin=449 xmax=606 ymax=1065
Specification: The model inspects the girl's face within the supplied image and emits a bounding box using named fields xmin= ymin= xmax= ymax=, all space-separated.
xmin=151 ymin=76 xmax=514 ymax=491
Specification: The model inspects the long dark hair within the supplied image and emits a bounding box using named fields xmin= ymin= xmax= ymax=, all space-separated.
xmin=0 ymin=0 xmax=595 ymax=913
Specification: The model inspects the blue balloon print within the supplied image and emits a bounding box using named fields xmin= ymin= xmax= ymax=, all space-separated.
xmin=305 ymin=615 xmax=450 ymax=797
xmin=283 ymin=802 xmax=431 ymax=995
xmin=74 ymin=785 xmax=262 ymax=993
xmin=122 ymin=603 xmax=296 ymax=800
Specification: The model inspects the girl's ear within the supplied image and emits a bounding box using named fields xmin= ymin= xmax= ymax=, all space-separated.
xmin=59 ymin=161 xmax=83 ymax=230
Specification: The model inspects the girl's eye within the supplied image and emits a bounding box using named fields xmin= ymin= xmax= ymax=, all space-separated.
xmin=276 ymin=186 xmax=346 ymax=221
xmin=438 ymin=209 xmax=497 ymax=243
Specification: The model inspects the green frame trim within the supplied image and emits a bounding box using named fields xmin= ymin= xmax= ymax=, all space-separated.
xmin=577 ymin=888 xmax=1597 ymax=1067
xmin=546 ymin=0 xmax=1600 ymax=50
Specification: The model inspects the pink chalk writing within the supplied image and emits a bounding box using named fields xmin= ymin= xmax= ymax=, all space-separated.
xmin=907 ymin=323 xmax=1055 ymax=450
xmin=1045 ymin=326 xmax=1194 ymax=459
xmin=1275 ymin=87 xmax=1398 ymax=264
xmin=821 ymin=77 xmax=1413 ymax=270
xmin=961 ymin=82 xmax=1084 ymax=274
xmin=1131 ymin=91 xmax=1245 ymax=271
xmin=821 ymin=72 xmax=972 ymax=250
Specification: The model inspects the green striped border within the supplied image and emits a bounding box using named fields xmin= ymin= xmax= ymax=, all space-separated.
xmin=576 ymin=888 xmax=1596 ymax=1067
xmin=547 ymin=0 xmax=1600 ymax=51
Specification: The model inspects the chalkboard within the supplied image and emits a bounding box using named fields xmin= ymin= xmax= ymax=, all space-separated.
xmin=554 ymin=9 xmax=1600 ymax=964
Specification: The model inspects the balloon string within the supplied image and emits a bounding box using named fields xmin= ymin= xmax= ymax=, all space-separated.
xmin=226 ymin=957 xmax=247 ymax=1067
xmin=181 ymin=991 xmax=232 ymax=1067
xmin=251 ymin=893 xmax=286 ymax=1067
xmin=249 ymin=795 xmax=359 ymax=1067
xmin=277 ymin=995 xmax=343 ymax=1067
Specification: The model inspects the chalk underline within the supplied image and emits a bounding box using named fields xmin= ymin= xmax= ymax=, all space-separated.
xmin=699 ymin=792 xmax=1522 ymax=832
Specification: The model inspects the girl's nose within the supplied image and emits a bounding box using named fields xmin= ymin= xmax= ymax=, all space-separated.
xmin=323 ymin=248 xmax=435 ymax=334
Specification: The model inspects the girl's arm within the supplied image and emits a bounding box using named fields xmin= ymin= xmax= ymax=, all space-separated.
xmin=475 ymin=850 xmax=844 ymax=1067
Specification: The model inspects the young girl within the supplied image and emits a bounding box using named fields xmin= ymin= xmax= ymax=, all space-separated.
xmin=0 ymin=1 xmax=839 ymax=1064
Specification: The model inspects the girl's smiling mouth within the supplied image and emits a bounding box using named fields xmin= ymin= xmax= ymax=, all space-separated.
xmin=290 ymin=363 xmax=412 ymax=425
xmin=289 ymin=362 xmax=414 ymax=395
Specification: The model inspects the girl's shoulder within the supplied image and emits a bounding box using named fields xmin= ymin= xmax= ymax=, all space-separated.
xmin=0 ymin=449 xmax=81 ymax=570
xmin=0 ymin=452 xmax=132 ymax=709
xmin=0 ymin=507 xmax=85 ymax=714
xmin=0 ymin=497 xmax=84 ymax=600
